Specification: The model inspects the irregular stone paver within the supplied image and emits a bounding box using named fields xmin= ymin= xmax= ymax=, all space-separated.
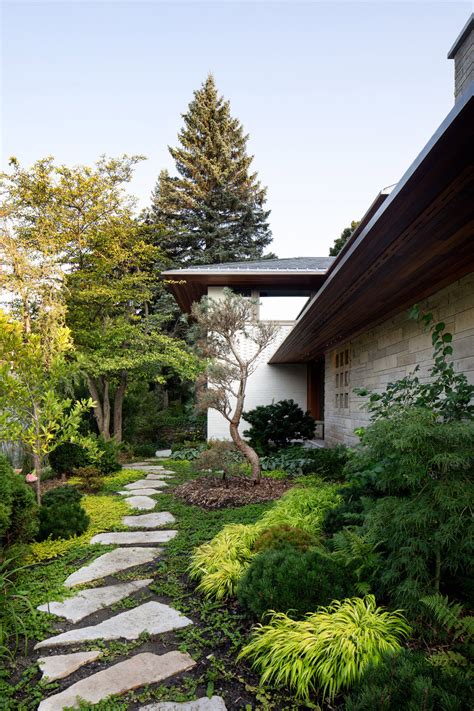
xmin=124 ymin=479 xmax=168 ymax=490
xmin=155 ymin=449 xmax=172 ymax=457
xmin=64 ymin=548 xmax=161 ymax=587
xmin=38 ymin=650 xmax=102 ymax=682
xmin=124 ymin=495 xmax=157 ymax=510
xmin=146 ymin=473 xmax=173 ymax=479
xmin=119 ymin=488 xmax=162 ymax=497
xmin=122 ymin=512 xmax=176 ymax=528
xmin=37 ymin=579 xmax=152 ymax=623
xmin=128 ymin=463 xmax=165 ymax=470
xmin=91 ymin=531 xmax=177 ymax=545
xmin=37 ymin=651 xmax=196 ymax=711
xmin=35 ymin=601 xmax=193 ymax=649
xmin=140 ymin=697 xmax=227 ymax=711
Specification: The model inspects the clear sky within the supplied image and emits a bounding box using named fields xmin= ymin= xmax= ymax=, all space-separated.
xmin=1 ymin=0 xmax=470 ymax=257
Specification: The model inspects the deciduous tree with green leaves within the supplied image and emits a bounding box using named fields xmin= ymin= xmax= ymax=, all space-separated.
xmin=148 ymin=74 xmax=273 ymax=265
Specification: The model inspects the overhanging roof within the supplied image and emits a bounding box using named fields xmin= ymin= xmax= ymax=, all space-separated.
xmin=163 ymin=257 xmax=334 ymax=312
xmin=270 ymin=86 xmax=474 ymax=364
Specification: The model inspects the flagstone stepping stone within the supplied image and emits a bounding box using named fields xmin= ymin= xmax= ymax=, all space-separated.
xmin=64 ymin=547 xmax=161 ymax=587
xmin=146 ymin=473 xmax=173 ymax=479
xmin=140 ymin=697 xmax=227 ymax=711
xmin=124 ymin=495 xmax=157 ymax=510
xmin=155 ymin=449 xmax=172 ymax=458
xmin=37 ymin=579 xmax=152 ymax=623
xmin=90 ymin=531 xmax=177 ymax=545
xmin=128 ymin=462 xmax=165 ymax=469
xmin=119 ymin=488 xmax=161 ymax=497
xmin=124 ymin=479 xmax=168 ymax=490
xmin=38 ymin=650 xmax=102 ymax=682
xmin=122 ymin=512 xmax=176 ymax=528
xmin=37 ymin=651 xmax=196 ymax=711
xmin=35 ymin=601 xmax=193 ymax=649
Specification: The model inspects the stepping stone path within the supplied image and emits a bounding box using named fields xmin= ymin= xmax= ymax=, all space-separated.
xmin=38 ymin=650 xmax=102 ymax=681
xmin=34 ymin=462 xmax=207 ymax=709
xmin=123 ymin=512 xmax=176 ymax=528
xmin=90 ymin=530 xmax=177 ymax=545
xmin=140 ymin=698 xmax=227 ymax=711
xmin=124 ymin=494 xmax=157 ymax=510
xmin=37 ymin=651 xmax=196 ymax=711
xmin=37 ymin=579 xmax=153 ymax=623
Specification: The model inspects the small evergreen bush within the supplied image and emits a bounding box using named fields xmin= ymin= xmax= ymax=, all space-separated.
xmin=193 ymin=440 xmax=244 ymax=478
xmin=243 ymin=399 xmax=316 ymax=454
xmin=49 ymin=442 xmax=91 ymax=475
xmin=37 ymin=485 xmax=89 ymax=541
xmin=237 ymin=547 xmax=352 ymax=619
xmin=73 ymin=466 xmax=103 ymax=493
xmin=343 ymin=649 xmax=472 ymax=711
xmin=0 ymin=454 xmax=38 ymax=547
xmin=96 ymin=437 xmax=121 ymax=475
xmin=253 ymin=524 xmax=316 ymax=553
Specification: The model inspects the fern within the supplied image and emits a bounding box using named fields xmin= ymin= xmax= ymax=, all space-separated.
xmin=420 ymin=594 xmax=474 ymax=641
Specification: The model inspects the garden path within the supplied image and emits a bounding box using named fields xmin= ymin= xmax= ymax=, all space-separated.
xmin=34 ymin=462 xmax=227 ymax=711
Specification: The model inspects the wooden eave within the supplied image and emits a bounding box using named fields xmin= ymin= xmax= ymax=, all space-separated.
xmin=270 ymin=88 xmax=474 ymax=364
xmin=164 ymin=272 xmax=328 ymax=313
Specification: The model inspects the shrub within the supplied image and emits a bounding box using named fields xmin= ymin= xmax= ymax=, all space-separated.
xmin=131 ymin=443 xmax=159 ymax=458
xmin=0 ymin=455 xmax=38 ymax=547
xmin=239 ymin=595 xmax=411 ymax=701
xmin=261 ymin=445 xmax=349 ymax=479
xmin=243 ymin=399 xmax=316 ymax=454
xmin=343 ymin=649 xmax=472 ymax=711
xmin=37 ymin=485 xmax=90 ymax=541
xmin=73 ymin=466 xmax=103 ymax=493
xmin=253 ymin=524 xmax=316 ymax=553
xmin=237 ymin=547 xmax=352 ymax=619
xmin=192 ymin=440 xmax=244 ymax=478
xmin=49 ymin=442 xmax=91 ymax=475
xmin=95 ymin=437 xmax=121 ymax=475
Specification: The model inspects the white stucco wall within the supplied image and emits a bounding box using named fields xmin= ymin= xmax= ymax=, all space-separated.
xmin=206 ymin=287 xmax=308 ymax=440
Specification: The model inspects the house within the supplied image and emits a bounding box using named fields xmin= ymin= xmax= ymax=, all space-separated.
xmin=163 ymin=16 xmax=474 ymax=447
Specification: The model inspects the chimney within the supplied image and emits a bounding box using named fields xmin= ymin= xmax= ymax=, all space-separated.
xmin=447 ymin=14 xmax=474 ymax=102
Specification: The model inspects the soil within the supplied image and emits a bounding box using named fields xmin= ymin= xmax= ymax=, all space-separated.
xmin=173 ymin=474 xmax=293 ymax=509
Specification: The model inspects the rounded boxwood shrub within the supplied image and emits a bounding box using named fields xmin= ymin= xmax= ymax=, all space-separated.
xmin=343 ymin=649 xmax=472 ymax=711
xmin=37 ymin=485 xmax=89 ymax=541
xmin=49 ymin=442 xmax=91 ymax=475
xmin=237 ymin=547 xmax=352 ymax=619
xmin=253 ymin=524 xmax=316 ymax=554
xmin=0 ymin=454 xmax=39 ymax=547
xmin=96 ymin=438 xmax=121 ymax=475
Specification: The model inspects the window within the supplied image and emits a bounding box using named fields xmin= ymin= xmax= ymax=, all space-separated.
xmin=334 ymin=347 xmax=350 ymax=410
xmin=258 ymin=289 xmax=310 ymax=321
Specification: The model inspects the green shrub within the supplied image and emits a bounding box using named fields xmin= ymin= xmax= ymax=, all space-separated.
xmin=0 ymin=455 xmax=38 ymax=548
xmin=96 ymin=437 xmax=121 ymax=475
xmin=261 ymin=445 xmax=349 ymax=479
xmin=237 ymin=547 xmax=352 ymax=619
xmin=37 ymin=485 xmax=89 ymax=541
xmin=343 ymin=649 xmax=472 ymax=711
xmin=239 ymin=595 xmax=411 ymax=701
xmin=49 ymin=442 xmax=91 ymax=475
xmin=73 ymin=466 xmax=103 ymax=493
xmin=243 ymin=399 xmax=316 ymax=454
xmin=193 ymin=440 xmax=244 ymax=478
xmin=253 ymin=524 xmax=316 ymax=553
xmin=131 ymin=443 xmax=158 ymax=458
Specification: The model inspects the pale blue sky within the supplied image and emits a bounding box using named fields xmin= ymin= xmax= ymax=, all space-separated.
xmin=1 ymin=1 xmax=470 ymax=256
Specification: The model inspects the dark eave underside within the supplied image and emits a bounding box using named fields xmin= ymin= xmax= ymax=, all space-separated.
xmin=270 ymin=89 xmax=474 ymax=364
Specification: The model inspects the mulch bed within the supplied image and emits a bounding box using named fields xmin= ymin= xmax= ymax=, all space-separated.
xmin=173 ymin=474 xmax=292 ymax=508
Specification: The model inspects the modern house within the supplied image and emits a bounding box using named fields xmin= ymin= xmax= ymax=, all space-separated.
xmin=164 ymin=16 xmax=474 ymax=447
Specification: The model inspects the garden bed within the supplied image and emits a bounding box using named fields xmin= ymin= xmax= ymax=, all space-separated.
xmin=173 ymin=474 xmax=292 ymax=508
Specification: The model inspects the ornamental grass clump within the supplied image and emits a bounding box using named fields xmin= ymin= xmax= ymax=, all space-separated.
xmin=259 ymin=483 xmax=341 ymax=534
xmin=239 ymin=595 xmax=411 ymax=701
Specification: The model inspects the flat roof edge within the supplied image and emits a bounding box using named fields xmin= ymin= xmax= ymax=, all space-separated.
xmin=447 ymin=13 xmax=474 ymax=58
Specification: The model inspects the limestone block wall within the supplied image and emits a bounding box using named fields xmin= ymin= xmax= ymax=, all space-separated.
xmin=324 ymin=272 xmax=474 ymax=446
xmin=205 ymin=287 xmax=307 ymax=440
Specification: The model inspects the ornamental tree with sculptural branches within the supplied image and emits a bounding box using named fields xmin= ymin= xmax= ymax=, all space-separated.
xmin=191 ymin=289 xmax=279 ymax=483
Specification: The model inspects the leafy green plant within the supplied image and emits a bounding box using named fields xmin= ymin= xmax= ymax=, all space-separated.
xmin=237 ymin=547 xmax=352 ymax=620
xmin=95 ymin=437 xmax=121 ymax=474
xmin=0 ymin=557 xmax=35 ymax=661
xmin=49 ymin=441 xmax=91 ymax=475
xmin=37 ymin=485 xmax=90 ymax=541
xmin=261 ymin=445 xmax=348 ymax=480
xmin=73 ymin=466 xmax=103 ymax=493
xmin=330 ymin=528 xmax=381 ymax=594
xmin=343 ymin=648 xmax=472 ymax=711
xmin=0 ymin=454 xmax=39 ymax=547
xmin=243 ymin=399 xmax=316 ymax=454
xmin=253 ymin=524 xmax=316 ymax=553
xmin=239 ymin=595 xmax=411 ymax=701
xmin=192 ymin=440 xmax=244 ymax=479
xmin=259 ymin=483 xmax=341 ymax=534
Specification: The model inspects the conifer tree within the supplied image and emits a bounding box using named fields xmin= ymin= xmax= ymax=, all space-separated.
xmin=329 ymin=220 xmax=360 ymax=256
xmin=149 ymin=74 xmax=272 ymax=265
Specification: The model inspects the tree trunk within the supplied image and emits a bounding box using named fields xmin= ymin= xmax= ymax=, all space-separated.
xmin=33 ymin=450 xmax=42 ymax=505
xmin=86 ymin=375 xmax=111 ymax=439
xmin=113 ymin=372 xmax=127 ymax=443
xmin=229 ymin=421 xmax=261 ymax=483
xmin=102 ymin=378 xmax=111 ymax=440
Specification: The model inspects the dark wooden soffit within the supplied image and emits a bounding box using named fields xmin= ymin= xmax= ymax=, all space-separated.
xmin=270 ymin=89 xmax=474 ymax=364
xmin=165 ymin=273 xmax=328 ymax=313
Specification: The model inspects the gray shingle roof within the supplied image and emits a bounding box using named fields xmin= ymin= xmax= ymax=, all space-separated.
xmin=164 ymin=257 xmax=335 ymax=274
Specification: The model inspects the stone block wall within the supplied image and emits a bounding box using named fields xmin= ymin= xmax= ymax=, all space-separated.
xmin=324 ymin=272 xmax=474 ymax=446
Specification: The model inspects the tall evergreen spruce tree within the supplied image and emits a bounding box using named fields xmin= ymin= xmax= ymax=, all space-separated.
xmin=149 ymin=75 xmax=273 ymax=265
